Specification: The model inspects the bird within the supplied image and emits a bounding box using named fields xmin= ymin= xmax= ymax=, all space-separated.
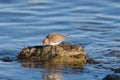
xmin=43 ymin=33 xmax=69 ymax=46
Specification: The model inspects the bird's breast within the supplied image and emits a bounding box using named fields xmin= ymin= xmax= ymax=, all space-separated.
xmin=50 ymin=41 xmax=62 ymax=45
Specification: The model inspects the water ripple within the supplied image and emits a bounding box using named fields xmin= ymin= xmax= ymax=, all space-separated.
xmin=0 ymin=0 xmax=120 ymax=80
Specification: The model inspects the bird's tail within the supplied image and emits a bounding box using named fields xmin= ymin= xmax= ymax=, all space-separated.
xmin=64 ymin=34 xmax=70 ymax=38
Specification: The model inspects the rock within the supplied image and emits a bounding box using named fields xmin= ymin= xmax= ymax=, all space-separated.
xmin=114 ymin=68 xmax=120 ymax=73
xmin=103 ymin=74 xmax=120 ymax=80
xmin=86 ymin=58 xmax=102 ymax=64
xmin=17 ymin=42 xmax=87 ymax=68
xmin=0 ymin=57 xmax=12 ymax=62
xmin=105 ymin=49 xmax=120 ymax=58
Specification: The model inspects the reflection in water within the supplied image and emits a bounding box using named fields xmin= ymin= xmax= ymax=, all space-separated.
xmin=23 ymin=62 xmax=64 ymax=80
xmin=42 ymin=72 xmax=63 ymax=80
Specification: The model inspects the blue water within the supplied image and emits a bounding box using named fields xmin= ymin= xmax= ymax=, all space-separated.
xmin=0 ymin=0 xmax=120 ymax=80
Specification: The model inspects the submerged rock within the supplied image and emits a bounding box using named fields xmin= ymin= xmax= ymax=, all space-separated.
xmin=113 ymin=68 xmax=120 ymax=73
xmin=17 ymin=42 xmax=87 ymax=68
xmin=103 ymin=74 xmax=120 ymax=80
xmin=0 ymin=56 xmax=16 ymax=62
xmin=105 ymin=49 xmax=120 ymax=58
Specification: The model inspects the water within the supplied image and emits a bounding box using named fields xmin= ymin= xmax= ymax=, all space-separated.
xmin=0 ymin=0 xmax=120 ymax=80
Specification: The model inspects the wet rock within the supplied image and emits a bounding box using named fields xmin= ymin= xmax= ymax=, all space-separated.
xmin=0 ymin=57 xmax=12 ymax=62
xmin=17 ymin=42 xmax=87 ymax=68
xmin=103 ymin=74 xmax=120 ymax=80
xmin=17 ymin=42 xmax=86 ymax=59
xmin=113 ymin=68 xmax=120 ymax=73
xmin=105 ymin=49 xmax=120 ymax=58
xmin=86 ymin=58 xmax=102 ymax=64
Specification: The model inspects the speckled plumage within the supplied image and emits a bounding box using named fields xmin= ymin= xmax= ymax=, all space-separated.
xmin=43 ymin=33 xmax=69 ymax=45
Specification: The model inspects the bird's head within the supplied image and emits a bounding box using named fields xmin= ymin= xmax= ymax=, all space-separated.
xmin=43 ymin=38 xmax=49 ymax=46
